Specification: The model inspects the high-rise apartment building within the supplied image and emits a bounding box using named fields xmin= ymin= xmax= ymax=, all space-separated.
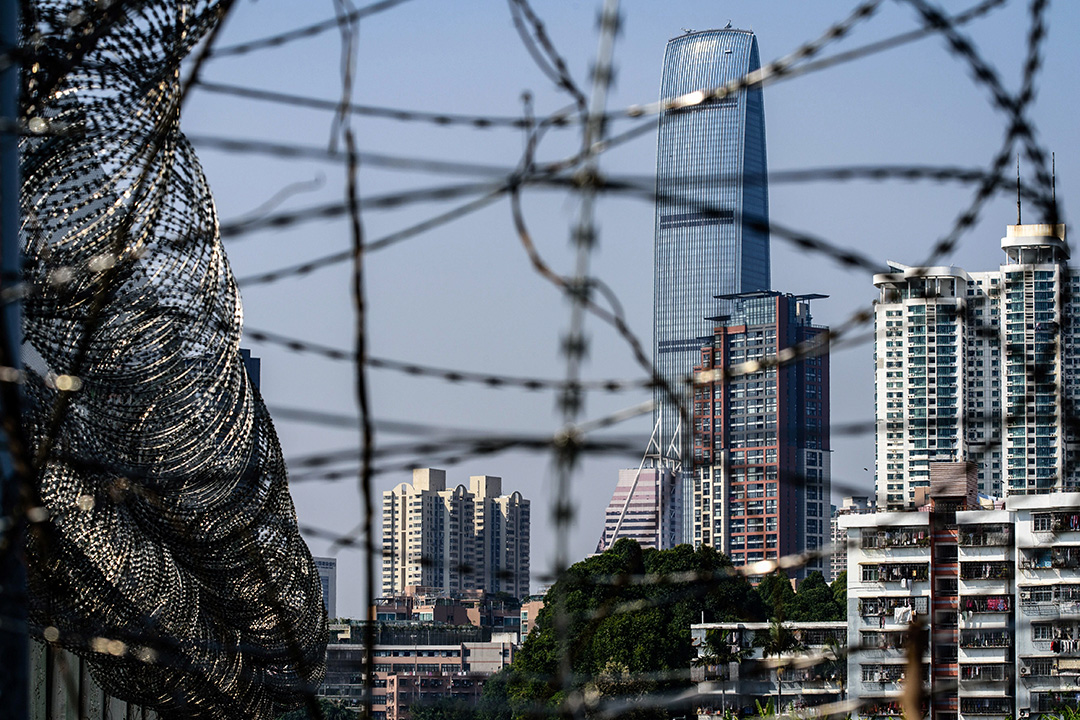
xmin=652 ymin=28 xmax=770 ymax=540
xmin=596 ymin=467 xmax=681 ymax=552
xmin=381 ymin=469 xmax=530 ymax=599
xmin=873 ymin=223 xmax=1079 ymax=507
xmin=690 ymin=291 xmax=829 ymax=575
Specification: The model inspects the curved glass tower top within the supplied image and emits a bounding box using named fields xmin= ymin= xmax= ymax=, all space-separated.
xmin=652 ymin=28 xmax=770 ymax=476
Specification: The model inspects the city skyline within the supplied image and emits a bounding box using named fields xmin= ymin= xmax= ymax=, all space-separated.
xmin=9 ymin=2 xmax=1080 ymax=718
xmin=178 ymin=2 xmax=1080 ymax=616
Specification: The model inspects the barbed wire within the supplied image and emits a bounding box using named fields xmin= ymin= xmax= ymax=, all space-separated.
xmin=5 ymin=0 xmax=1077 ymax=718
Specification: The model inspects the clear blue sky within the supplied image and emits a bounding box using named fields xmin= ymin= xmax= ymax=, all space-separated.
xmin=183 ymin=0 xmax=1080 ymax=617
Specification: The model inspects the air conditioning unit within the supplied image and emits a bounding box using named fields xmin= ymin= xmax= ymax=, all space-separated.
xmin=1019 ymin=666 xmax=1031 ymax=676
xmin=1019 ymin=709 xmax=1031 ymax=718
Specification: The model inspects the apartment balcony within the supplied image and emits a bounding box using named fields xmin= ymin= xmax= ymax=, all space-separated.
xmin=959 ymin=595 xmax=1011 ymax=614
xmin=1032 ymin=638 xmax=1080 ymax=656
xmin=861 ymin=528 xmax=931 ymax=550
xmin=1020 ymin=673 xmax=1080 ymax=691
xmin=858 ymin=680 xmax=906 ymax=695
xmin=861 ymin=563 xmax=930 ymax=585
xmin=1020 ymin=598 xmax=1080 ymax=618
xmin=859 ymin=597 xmax=929 ymax=619
xmin=959 ymin=561 xmax=1011 ymax=581
xmin=958 ymin=630 xmax=1011 ymax=649
xmin=958 ymin=526 xmax=1011 ymax=547
xmin=958 ymin=664 xmax=1012 ymax=686
xmin=1021 ymin=547 xmax=1080 ymax=571
xmin=1032 ymin=692 xmax=1080 ymax=714
xmin=959 ymin=697 xmax=1012 ymax=716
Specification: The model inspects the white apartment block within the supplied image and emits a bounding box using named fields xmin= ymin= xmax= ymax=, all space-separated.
xmin=381 ymin=469 xmax=530 ymax=599
xmin=874 ymin=223 xmax=1080 ymax=508
xmin=842 ymin=489 xmax=1080 ymax=720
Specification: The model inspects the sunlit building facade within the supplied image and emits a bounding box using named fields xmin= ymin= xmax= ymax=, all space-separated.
xmin=596 ymin=467 xmax=681 ymax=552
xmin=873 ymin=223 xmax=1080 ymax=508
xmin=381 ymin=469 xmax=530 ymax=599
xmin=842 ymin=484 xmax=1080 ymax=720
xmin=652 ymin=28 xmax=770 ymax=542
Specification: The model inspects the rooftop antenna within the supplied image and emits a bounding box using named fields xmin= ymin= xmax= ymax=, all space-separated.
xmin=1052 ymin=151 xmax=1056 ymax=206
xmin=1016 ymin=153 xmax=1022 ymax=225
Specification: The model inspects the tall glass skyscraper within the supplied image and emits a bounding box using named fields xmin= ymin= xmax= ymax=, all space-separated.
xmin=652 ymin=28 xmax=770 ymax=540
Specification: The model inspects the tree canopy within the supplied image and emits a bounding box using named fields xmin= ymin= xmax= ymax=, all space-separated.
xmin=501 ymin=540 xmax=777 ymax=719
xmin=438 ymin=542 xmax=847 ymax=720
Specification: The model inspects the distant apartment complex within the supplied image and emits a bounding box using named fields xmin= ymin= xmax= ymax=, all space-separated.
xmin=381 ymin=469 xmax=530 ymax=599
xmin=597 ymin=467 xmax=681 ymax=551
xmin=690 ymin=291 xmax=830 ymax=576
xmin=873 ymin=222 xmax=1080 ymax=507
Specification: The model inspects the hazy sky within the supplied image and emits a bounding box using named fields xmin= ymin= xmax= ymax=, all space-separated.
xmin=182 ymin=0 xmax=1079 ymax=617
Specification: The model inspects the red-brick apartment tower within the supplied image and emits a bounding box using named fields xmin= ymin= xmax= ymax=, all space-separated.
xmin=691 ymin=291 xmax=830 ymax=578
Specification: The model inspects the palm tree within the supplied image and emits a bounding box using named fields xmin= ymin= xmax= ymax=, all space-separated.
xmin=694 ymin=629 xmax=752 ymax=713
xmin=757 ymin=620 xmax=806 ymax=716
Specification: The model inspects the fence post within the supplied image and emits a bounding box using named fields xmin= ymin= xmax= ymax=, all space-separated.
xmin=0 ymin=0 xmax=26 ymax=717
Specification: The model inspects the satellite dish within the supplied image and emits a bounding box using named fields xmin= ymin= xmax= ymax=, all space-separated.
xmin=725 ymin=20 xmax=733 ymax=29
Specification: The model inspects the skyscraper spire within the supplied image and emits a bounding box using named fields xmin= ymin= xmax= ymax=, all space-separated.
xmin=1017 ymin=153 xmax=1022 ymax=224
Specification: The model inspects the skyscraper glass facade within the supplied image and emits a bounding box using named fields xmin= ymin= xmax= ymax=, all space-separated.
xmin=652 ymin=29 xmax=770 ymax=541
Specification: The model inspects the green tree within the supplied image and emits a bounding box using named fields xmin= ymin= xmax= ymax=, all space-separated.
xmin=757 ymin=619 xmax=806 ymax=715
xmin=831 ymin=570 xmax=847 ymax=611
xmin=476 ymin=668 xmax=514 ymax=720
xmin=276 ymin=698 xmax=354 ymax=720
xmin=755 ymin=570 xmax=796 ymax=619
xmin=506 ymin=540 xmax=766 ymax=720
xmin=411 ymin=698 xmax=478 ymax=720
xmin=583 ymin=660 xmax=667 ymax=720
xmin=786 ymin=571 xmax=842 ymax=621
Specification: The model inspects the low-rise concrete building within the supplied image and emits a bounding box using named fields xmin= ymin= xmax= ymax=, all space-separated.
xmin=690 ymin=621 xmax=846 ymax=716
xmin=320 ymin=623 xmax=515 ymax=720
